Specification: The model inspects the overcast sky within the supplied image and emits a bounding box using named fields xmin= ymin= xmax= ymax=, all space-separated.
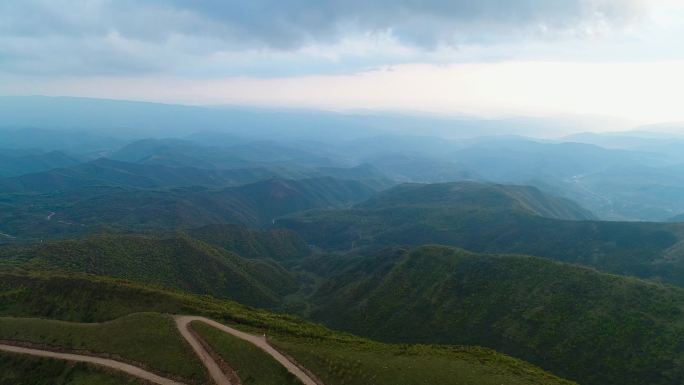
xmin=2 ymin=0 xmax=684 ymax=125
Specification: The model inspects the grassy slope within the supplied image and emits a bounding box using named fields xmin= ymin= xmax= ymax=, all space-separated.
xmin=7 ymin=233 xmax=297 ymax=307
xmin=309 ymin=246 xmax=684 ymax=385
xmin=0 ymin=313 xmax=208 ymax=384
xmin=0 ymin=352 xmax=145 ymax=385
xmin=270 ymin=336 xmax=575 ymax=385
xmin=0 ymin=272 xmax=574 ymax=385
xmin=191 ymin=322 xmax=302 ymax=385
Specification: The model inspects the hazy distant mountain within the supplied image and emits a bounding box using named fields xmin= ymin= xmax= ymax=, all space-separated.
xmin=0 ymin=96 xmax=387 ymax=140
xmin=560 ymin=163 xmax=684 ymax=221
xmin=0 ymin=96 xmax=623 ymax=142
xmin=1 ymin=177 xmax=376 ymax=240
xmin=356 ymin=181 xmax=595 ymax=219
xmin=561 ymin=132 xmax=679 ymax=149
xmin=0 ymin=158 xmax=284 ymax=193
xmin=451 ymin=139 xmax=652 ymax=181
xmin=110 ymin=138 xmax=251 ymax=168
xmin=0 ymin=127 xmax=125 ymax=155
xmin=111 ymin=138 xmax=336 ymax=170
xmin=0 ymin=150 xmax=81 ymax=178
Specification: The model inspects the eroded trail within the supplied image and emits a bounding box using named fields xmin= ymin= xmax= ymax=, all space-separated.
xmin=175 ymin=315 xmax=319 ymax=385
xmin=0 ymin=344 xmax=185 ymax=385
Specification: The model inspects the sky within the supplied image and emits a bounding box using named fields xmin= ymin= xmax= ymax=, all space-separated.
xmin=2 ymin=0 xmax=684 ymax=126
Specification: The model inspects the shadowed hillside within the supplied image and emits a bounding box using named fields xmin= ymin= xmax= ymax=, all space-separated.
xmin=308 ymin=245 xmax=684 ymax=385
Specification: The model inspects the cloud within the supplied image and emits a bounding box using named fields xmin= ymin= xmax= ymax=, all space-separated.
xmin=0 ymin=0 xmax=650 ymax=76
xmin=2 ymin=1 xmax=645 ymax=45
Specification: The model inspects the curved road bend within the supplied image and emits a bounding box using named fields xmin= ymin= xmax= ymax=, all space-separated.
xmin=175 ymin=315 xmax=319 ymax=385
xmin=0 ymin=344 xmax=185 ymax=385
xmin=174 ymin=316 xmax=232 ymax=385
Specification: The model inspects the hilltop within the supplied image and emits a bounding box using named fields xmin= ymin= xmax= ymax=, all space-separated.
xmin=356 ymin=181 xmax=595 ymax=220
xmin=280 ymin=181 xmax=684 ymax=286
xmin=6 ymin=233 xmax=297 ymax=307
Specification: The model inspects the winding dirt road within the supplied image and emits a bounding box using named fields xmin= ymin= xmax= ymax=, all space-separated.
xmin=0 ymin=344 xmax=185 ymax=385
xmin=175 ymin=316 xmax=319 ymax=385
xmin=2 ymin=315 xmax=321 ymax=385
xmin=175 ymin=316 xmax=232 ymax=385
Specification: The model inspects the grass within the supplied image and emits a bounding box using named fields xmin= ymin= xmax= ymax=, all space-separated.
xmin=0 ymin=352 xmax=146 ymax=385
xmin=270 ymin=336 xmax=576 ymax=385
xmin=193 ymin=318 xmax=574 ymax=385
xmin=0 ymin=312 xmax=208 ymax=384
xmin=0 ymin=271 xmax=576 ymax=385
xmin=191 ymin=321 xmax=302 ymax=385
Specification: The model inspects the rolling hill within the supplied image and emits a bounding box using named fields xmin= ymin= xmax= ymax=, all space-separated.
xmin=0 ymin=157 xmax=281 ymax=193
xmin=0 ymin=150 xmax=81 ymax=178
xmin=4 ymin=233 xmax=296 ymax=307
xmin=0 ymin=176 xmax=376 ymax=241
xmin=355 ymin=181 xmax=595 ymax=219
xmin=307 ymin=245 xmax=684 ymax=385
xmin=110 ymin=137 xmax=335 ymax=170
xmin=0 ymin=271 xmax=576 ymax=385
xmin=186 ymin=224 xmax=311 ymax=261
xmin=279 ymin=181 xmax=684 ymax=286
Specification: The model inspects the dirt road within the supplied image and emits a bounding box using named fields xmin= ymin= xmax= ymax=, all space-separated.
xmin=175 ymin=316 xmax=233 ymax=385
xmin=3 ymin=315 xmax=321 ymax=385
xmin=0 ymin=343 xmax=185 ymax=385
xmin=175 ymin=316 xmax=319 ymax=385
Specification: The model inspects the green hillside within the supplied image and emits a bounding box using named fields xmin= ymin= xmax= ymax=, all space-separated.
xmin=356 ymin=181 xmax=595 ymax=220
xmin=186 ymin=224 xmax=311 ymax=261
xmin=0 ymin=157 xmax=281 ymax=193
xmin=280 ymin=181 xmax=684 ymax=286
xmin=0 ymin=176 xmax=375 ymax=241
xmin=0 ymin=271 xmax=574 ymax=385
xmin=308 ymin=246 xmax=684 ymax=385
xmin=3 ymin=233 xmax=296 ymax=307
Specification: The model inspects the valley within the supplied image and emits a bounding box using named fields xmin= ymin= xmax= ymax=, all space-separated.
xmin=5 ymin=1 xmax=684 ymax=382
xmin=3 ymin=97 xmax=684 ymax=385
